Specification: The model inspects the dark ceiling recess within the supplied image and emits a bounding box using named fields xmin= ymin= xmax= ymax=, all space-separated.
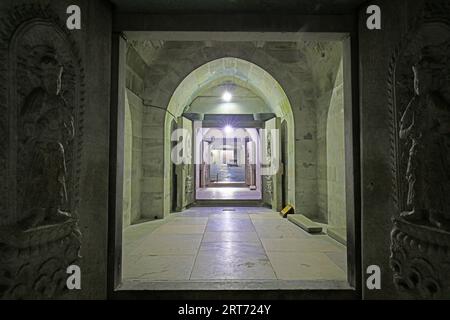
xmin=110 ymin=0 xmax=367 ymax=14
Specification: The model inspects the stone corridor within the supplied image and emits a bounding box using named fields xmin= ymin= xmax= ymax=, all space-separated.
xmin=121 ymin=207 xmax=348 ymax=290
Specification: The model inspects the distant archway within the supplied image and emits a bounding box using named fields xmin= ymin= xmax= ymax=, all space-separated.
xmin=163 ymin=57 xmax=296 ymax=215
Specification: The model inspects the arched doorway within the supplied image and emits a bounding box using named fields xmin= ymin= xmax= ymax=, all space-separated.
xmin=116 ymin=36 xmax=355 ymax=292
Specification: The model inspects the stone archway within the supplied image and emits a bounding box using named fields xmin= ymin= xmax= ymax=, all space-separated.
xmin=163 ymin=57 xmax=296 ymax=216
xmin=118 ymin=34 xmax=357 ymax=292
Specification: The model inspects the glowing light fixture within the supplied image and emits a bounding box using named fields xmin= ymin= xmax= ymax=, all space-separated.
xmin=224 ymin=125 xmax=233 ymax=134
xmin=222 ymin=91 xmax=232 ymax=102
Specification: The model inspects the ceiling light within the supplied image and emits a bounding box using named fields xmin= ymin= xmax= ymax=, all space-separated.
xmin=222 ymin=91 xmax=232 ymax=102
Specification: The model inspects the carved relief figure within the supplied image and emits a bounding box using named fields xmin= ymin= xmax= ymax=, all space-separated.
xmin=388 ymin=4 xmax=450 ymax=297
xmin=20 ymin=45 xmax=74 ymax=228
xmin=0 ymin=4 xmax=84 ymax=299
xmin=266 ymin=130 xmax=272 ymax=161
xmin=399 ymin=45 xmax=450 ymax=230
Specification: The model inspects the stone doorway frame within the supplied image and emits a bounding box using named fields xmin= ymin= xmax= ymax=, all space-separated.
xmin=108 ymin=13 xmax=361 ymax=299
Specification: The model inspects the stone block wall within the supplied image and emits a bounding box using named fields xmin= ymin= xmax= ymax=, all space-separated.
xmin=125 ymin=43 xmax=170 ymax=222
xmin=292 ymin=42 xmax=347 ymax=225
xmin=122 ymin=41 xmax=348 ymax=222
xmin=140 ymin=106 xmax=165 ymax=219
xmin=358 ymin=0 xmax=445 ymax=299
xmin=123 ymin=90 xmax=144 ymax=225
xmin=312 ymin=42 xmax=346 ymax=227
xmin=123 ymin=93 xmax=132 ymax=227
xmin=326 ymin=60 xmax=346 ymax=227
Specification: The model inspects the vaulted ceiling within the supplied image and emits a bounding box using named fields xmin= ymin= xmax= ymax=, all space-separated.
xmin=111 ymin=0 xmax=367 ymax=14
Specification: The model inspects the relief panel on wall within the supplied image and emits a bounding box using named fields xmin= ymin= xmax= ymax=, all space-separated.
xmin=0 ymin=5 xmax=84 ymax=299
xmin=388 ymin=0 xmax=450 ymax=299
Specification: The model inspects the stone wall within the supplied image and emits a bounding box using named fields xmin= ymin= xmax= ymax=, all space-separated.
xmin=311 ymin=43 xmax=346 ymax=227
xmin=326 ymin=60 xmax=346 ymax=228
xmin=123 ymin=92 xmax=132 ymax=227
xmin=131 ymin=41 xmax=346 ymax=220
xmin=123 ymin=90 xmax=144 ymax=225
xmin=359 ymin=0 xmax=428 ymax=299
xmin=126 ymin=45 xmax=146 ymax=97
xmin=360 ymin=2 xmax=404 ymax=298
xmin=125 ymin=42 xmax=169 ymax=221
xmin=309 ymin=42 xmax=345 ymax=224
xmin=4 ymin=0 xmax=448 ymax=301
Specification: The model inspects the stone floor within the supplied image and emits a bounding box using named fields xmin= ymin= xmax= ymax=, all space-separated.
xmin=210 ymin=163 xmax=246 ymax=182
xmin=196 ymin=187 xmax=261 ymax=200
xmin=121 ymin=207 xmax=348 ymax=290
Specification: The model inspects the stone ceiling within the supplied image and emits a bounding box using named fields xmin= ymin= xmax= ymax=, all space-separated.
xmin=130 ymin=40 xmax=338 ymax=69
xmin=111 ymin=0 xmax=366 ymax=14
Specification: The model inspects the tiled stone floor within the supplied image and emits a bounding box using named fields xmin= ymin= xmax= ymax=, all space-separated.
xmin=196 ymin=187 xmax=262 ymax=200
xmin=121 ymin=207 xmax=348 ymax=290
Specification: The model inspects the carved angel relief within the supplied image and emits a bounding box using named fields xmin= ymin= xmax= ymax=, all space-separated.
xmin=19 ymin=45 xmax=74 ymax=228
xmin=389 ymin=1 xmax=450 ymax=299
xmin=0 ymin=5 xmax=84 ymax=299
xmin=393 ymin=19 xmax=450 ymax=229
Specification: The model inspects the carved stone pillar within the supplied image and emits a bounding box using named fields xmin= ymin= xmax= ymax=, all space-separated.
xmin=388 ymin=0 xmax=450 ymax=299
xmin=0 ymin=4 xmax=84 ymax=299
xmin=262 ymin=175 xmax=273 ymax=205
xmin=390 ymin=219 xmax=450 ymax=298
xmin=0 ymin=220 xmax=81 ymax=299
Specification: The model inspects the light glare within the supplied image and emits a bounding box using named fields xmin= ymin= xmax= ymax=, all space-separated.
xmin=222 ymin=91 xmax=232 ymax=102
xmin=224 ymin=125 xmax=233 ymax=134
